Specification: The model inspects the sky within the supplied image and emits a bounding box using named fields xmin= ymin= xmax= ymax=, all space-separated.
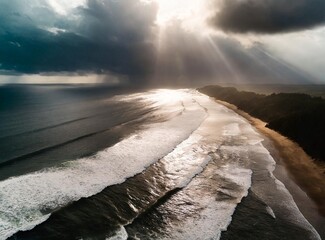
xmin=0 ymin=0 xmax=324 ymax=85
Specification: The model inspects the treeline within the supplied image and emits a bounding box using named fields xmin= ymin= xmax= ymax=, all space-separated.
xmin=198 ymin=85 xmax=325 ymax=163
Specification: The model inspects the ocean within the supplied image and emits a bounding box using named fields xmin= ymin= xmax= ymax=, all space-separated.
xmin=0 ymin=85 xmax=322 ymax=240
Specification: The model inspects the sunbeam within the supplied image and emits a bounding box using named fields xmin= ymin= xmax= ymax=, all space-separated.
xmin=206 ymin=35 xmax=241 ymax=83
xmin=253 ymin=45 xmax=316 ymax=83
xmin=1 ymin=1 xmax=325 ymax=239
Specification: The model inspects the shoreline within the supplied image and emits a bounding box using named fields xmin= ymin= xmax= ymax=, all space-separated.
xmin=214 ymin=99 xmax=325 ymax=238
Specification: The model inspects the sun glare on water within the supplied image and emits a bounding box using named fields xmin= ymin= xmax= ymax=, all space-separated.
xmin=145 ymin=89 xmax=188 ymax=105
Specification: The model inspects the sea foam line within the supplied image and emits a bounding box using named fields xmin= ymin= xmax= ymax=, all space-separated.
xmin=0 ymin=90 xmax=206 ymax=240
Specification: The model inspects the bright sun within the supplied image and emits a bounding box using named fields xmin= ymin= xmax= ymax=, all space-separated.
xmin=151 ymin=0 xmax=210 ymax=30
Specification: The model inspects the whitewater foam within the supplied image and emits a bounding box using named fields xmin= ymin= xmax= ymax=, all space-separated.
xmin=0 ymin=89 xmax=321 ymax=240
xmin=155 ymin=156 xmax=253 ymax=240
xmin=239 ymin=121 xmax=321 ymax=239
xmin=133 ymin=92 xmax=321 ymax=240
xmin=139 ymin=93 xmax=256 ymax=240
xmin=266 ymin=206 xmax=276 ymax=219
xmin=106 ymin=227 xmax=128 ymax=240
xmin=0 ymin=90 xmax=207 ymax=239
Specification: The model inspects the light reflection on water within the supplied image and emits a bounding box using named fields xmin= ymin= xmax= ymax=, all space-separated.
xmin=3 ymin=89 xmax=321 ymax=240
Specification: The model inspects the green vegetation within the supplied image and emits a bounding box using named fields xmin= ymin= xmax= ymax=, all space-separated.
xmin=198 ymin=85 xmax=325 ymax=162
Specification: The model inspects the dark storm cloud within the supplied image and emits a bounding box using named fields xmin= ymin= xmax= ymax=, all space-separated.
xmin=211 ymin=0 xmax=325 ymax=33
xmin=0 ymin=0 xmax=157 ymax=83
xmin=0 ymin=0 xmax=316 ymax=85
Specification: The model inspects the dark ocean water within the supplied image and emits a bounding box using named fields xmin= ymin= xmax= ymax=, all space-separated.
xmin=0 ymin=85 xmax=322 ymax=240
xmin=0 ymin=85 xmax=149 ymax=173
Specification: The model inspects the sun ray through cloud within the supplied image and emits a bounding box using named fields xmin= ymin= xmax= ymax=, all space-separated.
xmin=0 ymin=1 xmax=325 ymax=240
xmin=206 ymin=35 xmax=242 ymax=84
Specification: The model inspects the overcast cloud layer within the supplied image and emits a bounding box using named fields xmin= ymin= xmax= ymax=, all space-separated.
xmin=211 ymin=0 xmax=325 ymax=33
xmin=0 ymin=0 xmax=157 ymax=83
xmin=0 ymin=0 xmax=323 ymax=85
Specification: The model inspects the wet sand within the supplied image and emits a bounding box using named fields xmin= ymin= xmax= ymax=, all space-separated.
xmin=215 ymin=99 xmax=325 ymax=238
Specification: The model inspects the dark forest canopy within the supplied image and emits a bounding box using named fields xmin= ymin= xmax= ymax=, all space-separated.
xmin=199 ymin=85 xmax=325 ymax=162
